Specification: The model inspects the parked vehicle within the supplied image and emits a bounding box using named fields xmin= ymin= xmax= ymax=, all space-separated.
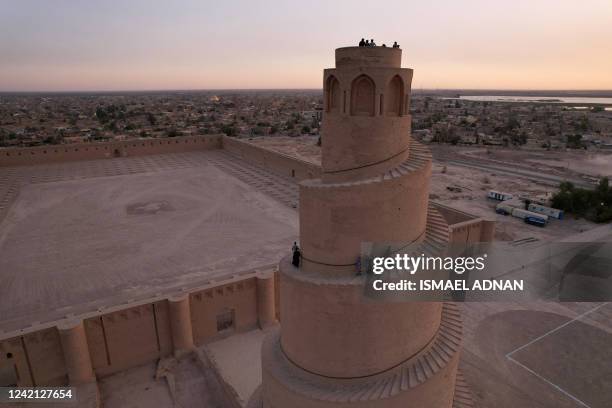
xmin=525 ymin=216 xmax=546 ymax=227
xmin=496 ymin=200 xmax=521 ymax=214
xmin=527 ymin=203 xmax=564 ymax=219
xmin=512 ymin=208 xmax=548 ymax=225
xmin=488 ymin=190 xmax=513 ymax=201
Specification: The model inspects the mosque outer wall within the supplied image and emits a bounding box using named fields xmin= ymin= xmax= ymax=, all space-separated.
xmin=0 ymin=272 xmax=277 ymax=387
xmin=0 ymin=134 xmax=323 ymax=182
xmin=0 ymin=134 xmax=222 ymax=167
xmin=222 ymin=136 xmax=322 ymax=181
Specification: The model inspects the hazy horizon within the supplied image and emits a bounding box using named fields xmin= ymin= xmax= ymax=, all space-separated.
xmin=2 ymin=88 xmax=612 ymax=95
xmin=2 ymin=0 xmax=612 ymax=92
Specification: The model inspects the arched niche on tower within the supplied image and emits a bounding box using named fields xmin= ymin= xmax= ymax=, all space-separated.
xmin=350 ymin=75 xmax=375 ymax=116
xmin=325 ymin=75 xmax=341 ymax=113
xmin=385 ymin=75 xmax=404 ymax=116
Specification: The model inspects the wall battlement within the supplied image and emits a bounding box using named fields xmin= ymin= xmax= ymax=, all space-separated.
xmin=0 ymin=134 xmax=222 ymax=167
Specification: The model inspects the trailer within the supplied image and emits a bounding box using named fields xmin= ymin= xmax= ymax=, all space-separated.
xmin=495 ymin=202 xmax=515 ymax=215
xmin=527 ymin=203 xmax=564 ymax=219
xmin=511 ymin=207 xmax=549 ymax=224
xmin=488 ymin=190 xmax=513 ymax=201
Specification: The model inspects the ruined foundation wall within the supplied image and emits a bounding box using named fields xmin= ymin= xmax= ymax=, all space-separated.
xmin=0 ymin=134 xmax=222 ymax=167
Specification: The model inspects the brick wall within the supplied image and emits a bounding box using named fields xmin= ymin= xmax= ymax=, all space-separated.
xmin=191 ymin=278 xmax=259 ymax=345
xmin=0 ymin=135 xmax=222 ymax=167
xmin=0 ymin=273 xmax=269 ymax=386
xmin=222 ymin=136 xmax=321 ymax=181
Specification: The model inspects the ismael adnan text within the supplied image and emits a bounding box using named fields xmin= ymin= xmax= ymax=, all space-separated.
xmin=372 ymin=279 xmax=525 ymax=292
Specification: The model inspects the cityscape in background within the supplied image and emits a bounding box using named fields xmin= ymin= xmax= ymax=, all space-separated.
xmin=2 ymin=90 xmax=611 ymax=150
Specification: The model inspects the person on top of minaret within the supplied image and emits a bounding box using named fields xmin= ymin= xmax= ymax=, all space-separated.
xmin=359 ymin=38 xmax=366 ymax=47
xmin=364 ymin=39 xmax=370 ymax=47
xmin=393 ymin=41 xmax=399 ymax=48
xmin=370 ymin=38 xmax=376 ymax=46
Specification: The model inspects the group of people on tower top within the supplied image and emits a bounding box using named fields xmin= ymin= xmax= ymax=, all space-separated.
xmin=358 ymin=38 xmax=400 ymax=48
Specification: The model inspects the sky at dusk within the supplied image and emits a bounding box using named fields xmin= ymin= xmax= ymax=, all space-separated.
xmin=1 ymin=0 xmax=611 ymax=92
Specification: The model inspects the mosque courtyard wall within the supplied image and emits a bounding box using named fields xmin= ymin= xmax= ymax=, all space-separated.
xmin=0 ymin=272 xmax=274 ymax=388
xmin=0 ymin=134 xmax=222 ymax=167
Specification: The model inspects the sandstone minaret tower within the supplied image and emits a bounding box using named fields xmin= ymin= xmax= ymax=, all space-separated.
xmin=260 ymin=46 xmax=465 ymax=407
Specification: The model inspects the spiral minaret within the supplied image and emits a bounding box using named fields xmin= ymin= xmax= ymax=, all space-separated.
xmin=260 ymin=46 xmax=465 ymax=408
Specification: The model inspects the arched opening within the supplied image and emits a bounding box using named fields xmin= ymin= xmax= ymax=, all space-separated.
xmin=385 ymin=75 xmax=404 ymax=116
xmin=326 ymin=76 xmax=341 ymax=113
xmin=350 ymin=75 xmax=375 ymax=116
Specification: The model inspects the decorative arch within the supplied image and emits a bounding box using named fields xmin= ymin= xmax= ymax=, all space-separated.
xmin=385 ymin=75 xmax=404 ymax=116
xmin=350 ymin=75 xmax=375 ymax=116
xmin=325 ymin=76 xmax=341 ymax=113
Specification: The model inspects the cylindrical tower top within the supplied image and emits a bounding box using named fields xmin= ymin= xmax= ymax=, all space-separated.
xmin=335 ymin=46 xmax=402 ymax=69
xmin=322 ymin=46 xmax=412 ymax=180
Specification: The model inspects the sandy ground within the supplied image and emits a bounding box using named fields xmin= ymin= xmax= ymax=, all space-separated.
xmin=525 ymin=154 xmax=612 ymax=178
xmin=100 ymin=362 xmax=174 ymax=408
xmin=457 ymin=146 xmax=612 ymax=180
xmin=429 ymin=161 xmax=595 ymax=241
xmin=99 ymin=354 xmax=233 ymax=408
xmin=0 ymin=152 xmax=298 ymax=332
xmin=206 ymin=329 xmax=268 ymax=406
xmin=461 ymin=301 xmax=612 ymax=408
